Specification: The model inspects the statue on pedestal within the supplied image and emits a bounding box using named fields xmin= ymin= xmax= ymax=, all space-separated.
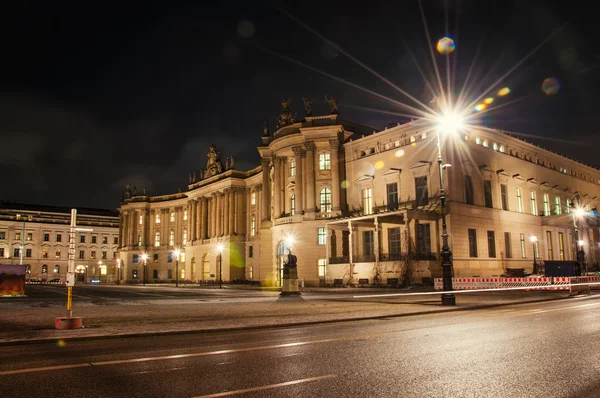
xmin=263 ymin=120 xmax=269 ymax=136
xmin=276 ymin=98 xmax=297 ymax=129
xmin=280 ymin=248 xmax=301 ymax=297
xmin=303 ymin=97 xmax=312 ymax=117
xmin=204 ymin=143 xmax=224 ymax=178
xmin=325 ymin=95 xmax=339 ymax=114
xmin=124 ymin=184 xmax=132 ymax=199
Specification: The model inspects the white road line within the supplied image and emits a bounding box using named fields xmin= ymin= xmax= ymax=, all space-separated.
xmin=191 ymin=374 xmax=337 ymax=398
xmin=0 ymin=363 xmax=91 ymax=376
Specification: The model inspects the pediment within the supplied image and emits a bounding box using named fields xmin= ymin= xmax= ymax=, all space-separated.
xmin=479 ymin=164 xmax=494 ymax=173
xmin=356 ymin=175 xmax=374 ymax=182
xmin=552 ymin=185 xmax=562 ymax=192
xmin=286 ymin=181 xmax=295 ymax=189
xmin=382 ymin=168 xmax=402 ymax=176
xmin=512 ymin=173 xmax=525 ymax=181
xmin=496 ymin=169 xmax=510 ymax=177
xmin=409 ymin=161 xmax=430 ymax=170
xmin=527 ymin=178 xmax=539 ymax=185
xmin=540 ymin=181 xmax=551 ymax=189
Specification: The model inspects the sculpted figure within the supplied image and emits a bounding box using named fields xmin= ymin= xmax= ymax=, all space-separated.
xmin=263 ymin=120 xmax=269 ymax=136
xmin=230 ymin=156 xmax=235 ymax=169
xmin=303 ymin=97 xmax=312 ymax=117
xmin=325 ymin=95 xmax=339 ymax=114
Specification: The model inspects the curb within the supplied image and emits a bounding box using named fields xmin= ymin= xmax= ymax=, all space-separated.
xmin=0 ymin=294 xmax=573 ymax=347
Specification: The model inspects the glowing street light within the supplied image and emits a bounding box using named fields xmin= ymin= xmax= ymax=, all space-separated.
xmin=571 ymin=197 xmax=586 ymax=275
xmin=433 ymin=104 xmax=462 ymax=306
xmin=285 ymin=235 xmax=294 ymax=254
xmin=141 ymin=253 xmax=148 ymax=286
xmin=217 ymin=244 xmax=224 ymax=289
xmin=530 ymin=236 xmax=538 ymax=274
xmin=173 ymin=249 xmax=181 ymax=288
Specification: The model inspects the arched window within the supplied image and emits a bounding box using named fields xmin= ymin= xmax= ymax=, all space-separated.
xmin=155 ymin=232 xmax=161 ymax=247
xmin=492 ymin=143 xmax=498 ymax=151
xmin=320 ymin=188 xmax=332 ymax=212
xmin=251 ymin=216 xmax=256 ymax=236
xmin=54 ymin=265 xmax=60 ymax=274
xmin=42 ymin=264 xmax=48 ymax=274
xmin=291 ymin=194 xmax=296 ymax=216
xmin=170 ymin=212 xmax=175 ymax=223
xmin=482 ymin=140 xmax=489 ymax=147
xmin=499 ymin=145 xmax=505 ymax=153
xmin=169 ymin=230 xmax=175 ymax=246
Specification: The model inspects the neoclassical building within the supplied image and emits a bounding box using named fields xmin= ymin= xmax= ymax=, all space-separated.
xmin=118 ymin=99 xmax=600 ymax=286
xmin=0 ymin=202 xmax=120 ymax=282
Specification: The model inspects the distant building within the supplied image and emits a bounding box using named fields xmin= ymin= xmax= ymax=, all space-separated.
xmin=0 ymin=202 xmax=120 ymax=283
xmin=117 ymin=100 xmax=600 ymax=286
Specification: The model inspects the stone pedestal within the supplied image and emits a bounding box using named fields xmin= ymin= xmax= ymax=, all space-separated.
xmin=280 ymin=257 xmax=301 ymax=297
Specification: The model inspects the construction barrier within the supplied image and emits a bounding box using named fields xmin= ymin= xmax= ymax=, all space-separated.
xmin=434 ymin=277 xmax=572 ymax=291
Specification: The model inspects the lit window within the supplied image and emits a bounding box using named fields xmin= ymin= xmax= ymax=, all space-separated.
xmin=180 ymin=252 xmax=186 ymax=263
xmin=318 ymin=227 xmax=327 ymax=245
xmin=476 ymin=137 xmax=481 ymax=145
xmin=156 ymin=214 xmax=161 ymax=224
xmin=394 ymin=140 xmax=400 ymax=147
xmin=155 ymin=232 xmax=161 ymax=247
xmin=318 ymin=259 xmax=327 ymax=277
xmin=138 ymin=234 xmax=142 ymax=246
xmin=319 ymin=153 xmax=331 ymax=170
xmin=499 ymin=145 xmax=505 ymax=153
xmin=554 ymin=197 xmax=561 ymax=215
xmin=543 ymin=194 xmax=550 ymax=216
xmin=183 ymin=210 xmax=188 ymax=221
xmin=383 ymin=143 xmax=390 ymax=150
xmin=100 ymin=265 xmax=107 ymax=275
xmin=169 ymin=231 xmax=175 ymax=246
xmin=139 ymin=215 xmax=143 ymax=225
xmin=566 ymin=199 xmax=571 ymax=214
xmin=291 ymin=194 xmax=295 ymax=216
xmin=422 ymin=132 xmax=427 ymax=139
xmin=410 ymin=136 xmax=416 ymax=143
xmin=43 ymin=248 xmax=49 ymax=258
xmin=91 ymin=251 xmax=96 ymax=259
xmin=320 ymin=188 xmax=332 ymax=212
xmin=170 ymin=212 xmax=175 ymax=223
xmin=290 ymin=159 xmax=296 ymax=176
xmin=15 ymin=232 xmax=21 ymax=240
xmin=362 ymin=188 xmax=373 ymax=215
xmin=482 ymin=140 xmax=489 ymax=147
xmin=183 ymin=230 xmax=188 ymax=245
xmin=251 ymin=217 xmax=256 ymax=236
xmin=26 ymin=233 xmax=32 ymax=241
xmin=516 ymin=187 xmax=523 ymax=213
xmin=42 ymin=264 xmax=48 ymax=274
xmin=251 ymin=192 xmax=256 ymax=205
xmin=54 ymin=265 xmax=60 ymax=274
xmin=530 ymin=191 xmax=537 ymax=216
xmin=493 ymin=143 xmax=498 ymax=151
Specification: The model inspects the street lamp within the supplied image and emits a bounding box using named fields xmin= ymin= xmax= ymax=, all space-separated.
xmin=173 ymin=249 xmax=181 ymax=287
xmin=530 ymin=236 xmax=538 ymax=275
xmin=572 ymin=204 xmax=586 ymax=275
xmin=217 ymin=244 xmax=223 ymax=289
xmin=98 ymin=261 xmax=102 ymax=284
xmin=116 ymin=259 xmax=121 ymax=284
xmin=435 ymin=109 xmax=463 ymax=306
xmin=141 ymin=253 xmax=148 ymax=286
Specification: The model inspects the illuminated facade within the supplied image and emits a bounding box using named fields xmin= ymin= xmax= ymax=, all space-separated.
xmin=118 ymin=102 xmax=600 ymax=286
xmin=0 ymin=202 xmax=120 ymax=283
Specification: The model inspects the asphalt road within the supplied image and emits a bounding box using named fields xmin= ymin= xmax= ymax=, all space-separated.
xmin=1 ymin=294 xmax=599 ymax=397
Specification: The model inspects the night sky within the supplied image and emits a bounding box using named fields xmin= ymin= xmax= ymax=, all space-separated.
xmin=1 ymin=0 xmax=598 ymax=210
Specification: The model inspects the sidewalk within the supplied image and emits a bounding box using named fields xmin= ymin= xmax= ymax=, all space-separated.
xmin=0 ymin=288 xmax=576 ymax=346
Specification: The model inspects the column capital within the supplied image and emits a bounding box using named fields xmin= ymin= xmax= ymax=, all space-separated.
xmin=261 ymin=157 xmax=271 ymax=166
xmin=254 ymin=184 xmax=262 ymax=191
xmin=305 ymin=141 xmax=316 ymax=152
xmin=329 ymin=138 xmax=341 ymax=150
xmin=200 ymin=196 xmax=208 ymax=202
xmin=292 ymin=146 xmax=305 ymax=157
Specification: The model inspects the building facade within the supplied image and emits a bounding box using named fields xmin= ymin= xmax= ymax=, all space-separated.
xmin=0 ymin=202 xmax=120 ymax=283
xmin=118 ymin=100 xmax=600 ymax=286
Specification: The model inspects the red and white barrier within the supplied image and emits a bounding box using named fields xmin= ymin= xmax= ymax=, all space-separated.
xmin=434 ymin=277 xmax=572 ymax=291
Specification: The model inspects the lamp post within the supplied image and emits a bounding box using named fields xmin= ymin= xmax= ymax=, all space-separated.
xmin=116 ymin=259 xmax=121 ymax=284
xmin=435 ymin=109 xmax=462 ymax=306
xmin=97 ymin=261 xmax=102 ymax=284
xmin=572 ymin=205 xmax=586 ymax=275
xmin=141 ymin=253 xmax=148 ymax=286
xmin=530 ymin=236 xmax=538 ymax=275
xmin=217 ymin=244 xmax=223 ymax=289
xmin=173 ymin=249 xmax=181 ymax=287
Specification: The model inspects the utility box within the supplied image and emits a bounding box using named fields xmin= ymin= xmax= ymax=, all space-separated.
xmin=544 ymin=261 xmax=580 ymax=277
xmin=66 ymin=272 xmax=76 ymax=286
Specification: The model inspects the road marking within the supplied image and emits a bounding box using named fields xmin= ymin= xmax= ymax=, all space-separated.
xmin=191 ymin=374 xmax=337 ymax=397
xmin=0 ymin=363 xmax=91 ymax=376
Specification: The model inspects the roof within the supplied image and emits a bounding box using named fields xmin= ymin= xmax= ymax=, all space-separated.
xmin=0 ymin=201 xmax=119 ymax=218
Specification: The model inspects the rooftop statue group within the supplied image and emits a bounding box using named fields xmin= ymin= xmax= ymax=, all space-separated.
xmin=264 ymin=95 xmax=339 ymax=135
xmin=188 ymin=144 xmax=235 ymax=184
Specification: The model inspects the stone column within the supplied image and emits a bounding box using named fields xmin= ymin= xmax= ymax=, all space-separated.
xmin=261 ymin=158 xmax=271 ymax=221
xmin=305 ymin=141 xmax=316 ymax=213
xmin=144 ymin=209 xmax=150 ymax=247
xmin=200 ymin=197 xmax=207 ymax=240
xmin=211 ymin=193 xmax=217 ymax=238
xmin=187 ymin=202 xmax=194 ymax=241
xmin=329 ymin=138 xmax=341 ymax=211
xmin=293 ymin=146 xmax=304 ymax=214
xmin=273 ymin=156 xmax=282 ymax=218
xmin=229 ymin=189 xmax=235 ymax=235
xmin=374 ymin=216 xmax=380 ymax=267
xmin=223 ymin=190 xmax=229 ymax=236
xmin=281 ymin=157 xmax=287 ymax=214
xmin=130 ymin=210 xmax=136 ymax=248
xmin=121 ymin=212 xmax=128 ymax=247
xmin=195 ymin=200 xmax=201 ymax=241
xmin=236 ymin=189 xmax=244 ymax=235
